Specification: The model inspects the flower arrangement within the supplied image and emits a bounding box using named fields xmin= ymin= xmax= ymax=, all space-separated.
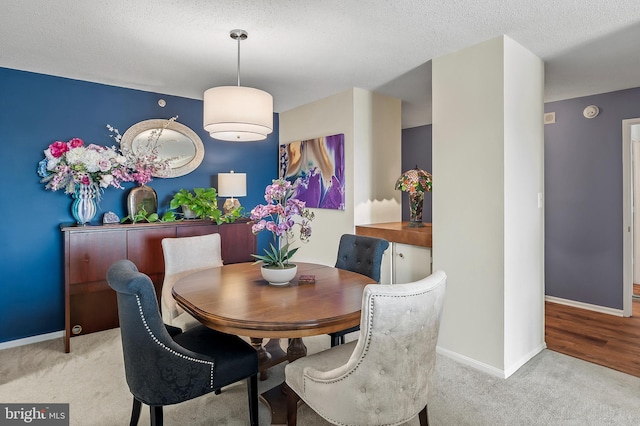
xmin=395 ymin=167 xmax=433 ymax=194
xmin=250 ymin=178 xmax=315 ymax=268
xmin=37 ymin=137 xmax=131 ymax=199
xmin=106 ymin=116 xmax=177 ymax=185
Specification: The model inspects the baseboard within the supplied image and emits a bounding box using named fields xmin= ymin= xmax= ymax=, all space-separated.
xmin=503 ymin=343 xmax=546 ymax=378
xmin=436 ymin=346 xmax=507 ymax=378
xmin=545 ymin=295 xmax=623 ymax=317
xmin=0 ymin=331 xmax=63 ymax=351
xmin=437 ymin=342 xmax=546 ymax=379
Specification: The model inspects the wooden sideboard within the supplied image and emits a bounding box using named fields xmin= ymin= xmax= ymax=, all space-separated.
xmin=61 ymin=219 xmax=256 ymax=352
xmin=356 ymin=222 xmax=432 ymax=284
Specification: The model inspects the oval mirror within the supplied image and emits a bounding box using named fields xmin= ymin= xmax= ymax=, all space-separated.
xmin=120 ymin=119 xmax=205 ymax=178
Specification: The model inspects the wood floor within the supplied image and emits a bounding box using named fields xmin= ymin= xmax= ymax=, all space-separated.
xmin=545 ymin=285 xmax=640 ymax=378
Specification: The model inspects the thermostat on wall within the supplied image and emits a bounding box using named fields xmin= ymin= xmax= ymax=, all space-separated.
xmin=583 ymin=105 xmax=599 ymax=119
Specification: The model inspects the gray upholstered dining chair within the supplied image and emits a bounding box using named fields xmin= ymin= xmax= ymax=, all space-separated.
xmin=330 ymin=234 xmax=390 ymax=346
xmin=161 ymin=233 xmax=223 ymax=331
xmin=107 ymin=259 xmax=258 ymax=426
xmin=285 ymin=270 xmax=446 ymax=426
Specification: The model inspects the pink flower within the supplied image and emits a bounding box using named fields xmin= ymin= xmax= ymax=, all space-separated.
xmin=266 ymin=221 xmax=278 ymax=233
xmin=97 ymin=158 xmax=111 ymax=172
xmin=249 ymin=178 xmax=315 ymax=267
xmin=49 ymin=141 xmax=69 ymax=158
xmin=68 ymin=138 xmax=84 ymax=148
xmin=251 ymin=221 xmax=266 ymax=233
xmin=132 ymin=168 xmax=153 ymax=185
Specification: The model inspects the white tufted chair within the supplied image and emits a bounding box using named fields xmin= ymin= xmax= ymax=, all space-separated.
xmin=161 ymin=233 xmax=223 ymax=331
xmin=284 ymin=270 xmax=446 ymax=426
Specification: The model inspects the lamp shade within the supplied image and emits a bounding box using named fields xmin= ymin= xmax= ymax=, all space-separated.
xmin=395 ymin=167 xmax=432 ymax=193
xmin=218 ymin=171 xmax=247 ymax=197
xmin=203 ymin=86 xmax=273 ymax=142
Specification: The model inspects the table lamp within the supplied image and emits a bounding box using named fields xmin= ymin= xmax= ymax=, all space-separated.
xmin=395 ymin=166 xmax=432 ymax=228
xmin=218 ymin=171 xmax=247 ymax=214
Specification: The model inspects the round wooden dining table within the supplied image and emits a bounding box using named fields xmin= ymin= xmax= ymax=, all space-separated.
xmin=172 ymin=260 xmax=375 ymax=334
xmin=172 ymin=260 xmax=375 ymax=359
xmin=172 ymin=261 xmax=375 ymax=424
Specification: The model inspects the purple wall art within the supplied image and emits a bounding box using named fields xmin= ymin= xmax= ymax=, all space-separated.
xmin=279 ymin=133 xmax=345 ymax=210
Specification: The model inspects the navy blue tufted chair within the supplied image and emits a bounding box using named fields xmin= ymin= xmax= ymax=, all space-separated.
xmin=331 ymin=234 xmax=390 ymax=346
xmin=107 ymin=259 xmax=259 ymax=426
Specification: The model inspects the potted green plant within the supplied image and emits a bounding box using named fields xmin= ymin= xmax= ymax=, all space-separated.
xmin=170 ymin=187 xmax=242 ymax=224
xmin=170 ymin=187 xmax=218 ymax=219
xmin=121 ymin=206 xmax=177 ymax=224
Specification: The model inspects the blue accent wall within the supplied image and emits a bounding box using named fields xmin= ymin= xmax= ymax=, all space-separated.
xmin=401 ymin=124 xmax=432 ymax=223
xmin=0 ymin=67 xmax=278 ymax=343
xmin=545 ymin=87 xmax=640 ymax=309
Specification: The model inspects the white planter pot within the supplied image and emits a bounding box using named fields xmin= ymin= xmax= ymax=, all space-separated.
xmin=182 ymin=205 xmax=197 ymax=219
xmin=261 ymin=264 xmax=298 ymax=286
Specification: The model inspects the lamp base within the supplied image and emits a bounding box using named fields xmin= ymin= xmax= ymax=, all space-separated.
xmin=223 ymin=197 xmax=241 ymax=214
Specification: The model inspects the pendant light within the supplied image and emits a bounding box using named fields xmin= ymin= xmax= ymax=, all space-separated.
xmin=203 ymin=29 xmax=273 ymax=142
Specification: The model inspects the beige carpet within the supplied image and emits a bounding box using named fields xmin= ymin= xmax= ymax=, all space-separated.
xmin=0 ymin=330 xmax=385 ymax=426
xmin=2 ymin=329 xmax=640 ymax=425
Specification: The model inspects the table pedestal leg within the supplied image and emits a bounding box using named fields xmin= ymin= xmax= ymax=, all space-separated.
xmin=262 ymin=338 xmax=307 ymax=425
xmin=287 ymin=338 xmax=307 ymax=361
xmin=250 ymin=337 xmax=270 ymax=381
xmin=250 ymin=337 xmax=288 ymax=381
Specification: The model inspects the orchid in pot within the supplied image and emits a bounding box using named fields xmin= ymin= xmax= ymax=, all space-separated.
xmin=250 ymin=179 xmax=314 ymax=285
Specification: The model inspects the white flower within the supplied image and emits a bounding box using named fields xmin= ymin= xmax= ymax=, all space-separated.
xmin=46 ymin=157 xmax=60 ymax=171
xmin=99 ymin=174 xmax=114 ymax=188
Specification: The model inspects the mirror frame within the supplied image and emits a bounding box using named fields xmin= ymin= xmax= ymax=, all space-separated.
xmin=120 ymin=119 xmax=205 ymax=178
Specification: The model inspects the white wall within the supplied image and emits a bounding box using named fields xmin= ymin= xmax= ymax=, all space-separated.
xmin=280 ymin=88 xmax=401 ymax=266
xmin=353 ymin=89 xmax=402 ymax=225
xmin=633 ymin=127 xmax=640 ymax=282
xmin=432 ymin=36 xmax=544 ymax=377
xmin=503 ymin=37 xmax=545 ymax=372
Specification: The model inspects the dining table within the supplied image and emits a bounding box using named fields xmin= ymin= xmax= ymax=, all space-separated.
xmin=171 ymin=261 xmax=376 ymax=424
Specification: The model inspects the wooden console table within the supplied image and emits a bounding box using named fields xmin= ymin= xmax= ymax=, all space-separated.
xmin=61 ymin=219 xmax=256 ymax=353
xmin=356 ymin=221 xmax=432 ymax=247
xmin=356 ymin=221 xmax=432 ymax=283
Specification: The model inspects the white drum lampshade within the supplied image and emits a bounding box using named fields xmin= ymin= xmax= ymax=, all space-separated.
xmin=218 ymin=171 xmax=247 ymax=214
xmin=203 ymin=29 xmax=273 ymax=142
xmin=203 ymin=86 xmax=273 ymax=142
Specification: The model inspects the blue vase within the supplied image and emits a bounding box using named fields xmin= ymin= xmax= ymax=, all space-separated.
xmin=71 ymin=184 xmax=97 ymax=225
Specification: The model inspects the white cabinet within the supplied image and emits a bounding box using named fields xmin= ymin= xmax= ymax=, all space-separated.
xmin=356 ymin=222 xmax=432 ymax=285
xmin=393 ymin=243 xmax=432 ymax=284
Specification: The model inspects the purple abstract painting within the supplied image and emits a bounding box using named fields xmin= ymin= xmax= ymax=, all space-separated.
xmin=279 ymin=134 xmax=345 ymax=210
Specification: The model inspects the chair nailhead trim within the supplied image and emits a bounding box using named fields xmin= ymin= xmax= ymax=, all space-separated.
xmin=135 ymin=295 xmax=215 ymax=389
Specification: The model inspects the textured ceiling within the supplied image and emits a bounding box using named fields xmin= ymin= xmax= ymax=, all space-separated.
xmin=3 ymin=1 xmax=640 ymax=128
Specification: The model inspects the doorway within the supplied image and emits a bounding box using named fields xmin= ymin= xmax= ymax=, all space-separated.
xmin=622 ymin=118 xmax=640 ymax=316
